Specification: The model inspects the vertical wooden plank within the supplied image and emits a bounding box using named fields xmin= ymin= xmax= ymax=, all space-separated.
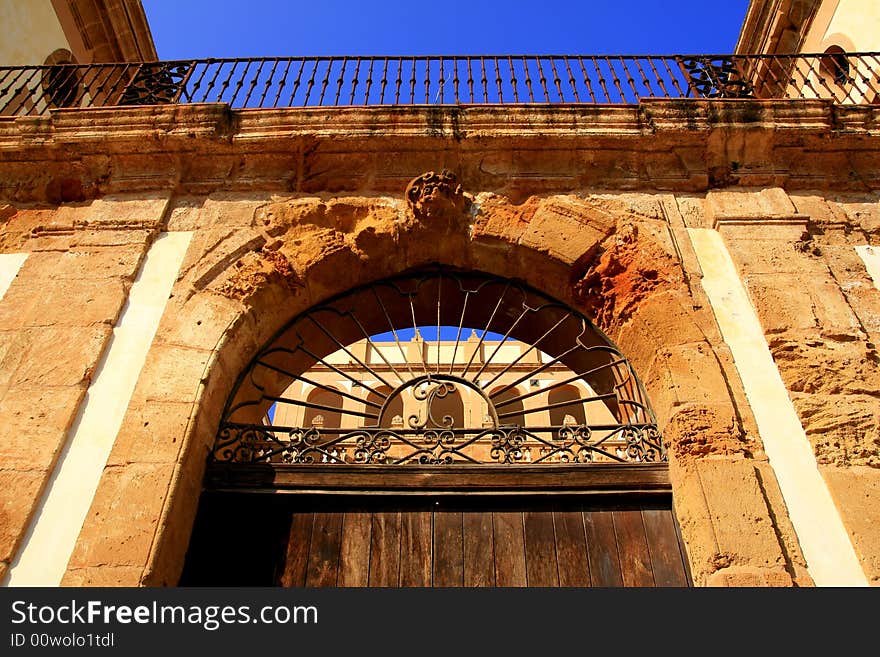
xmin=524 ymin=510 xmax=559 ymax=586
xmin=613 ymin=509 xmax=655 ymax=586
xmin=433 ymin=510 xmax=463 ymax=587
xmin=583 ymin=509 xmax=624 ymax=587
xmin=493 ymin=511 xmax=527 ymax=586
xmin=280 ymin=512 xmax=313 ymax=587
xmin=305 ymin=512 xmax=343 ymax=587
xmin=642 ymin=508 xmax=689 ymax=587
xmin=554 ymin=510 xmax=591 ymax=587
xmin=338 ymin=511 xmax=372 ymax=587
xmin=399 ymin=508 xmax=432 ymax=587
xmin=368 ymin=511 xmax=401 ymax=586
xmin=463 ymin=511 xmax=495 ymax=587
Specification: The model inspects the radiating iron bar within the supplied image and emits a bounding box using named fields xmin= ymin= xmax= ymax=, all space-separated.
xmin=304 ymin=314 xmax=395 ymax=389
xmin=334 ymin=57 xmax=347 ymax=106
xmin=493 ymin=357 xmax=629 ymax=410
xmin=263 ymin=393 xmax=377 ymax=420
xmin=371 ymin=287 xmax=417 ymax=379
xmin=255 ymin=358 xmax=384 ymax=409
xmin=271 ymin=58 xmax=293 ymax=107
xmin=298 ymin=343 xmax=387 ymax=399
xmin=459 ymin=282 xmax=511 ymax=378
xmin=576 ymin=57 xmax=596 ymax=103
xmin=497 ymin=391 xmax=617 ymax=419
xmin=563 ymin=56 xmax=580 ymax=103
xmin=508 ymin=56 xmax=519 ymax=103
xmin=288 ymin=58 xmax=307 ymax=106
xmin=345 ymin=311 xmax=409 ymax=386
xmin=549 ymin=57 xmax=564 ymax=100
xmin=480 ymin=312 xmax=572 ymax=390
xmin=471 ymin=305 xmax=530 ymax=382
xmin=448 ymin=292 xmax=470 ymax=375
xmin=349 ymin=58 xmax=361 ymax=106
xmin=235 ymin=58 xmax=260 ymax=106
xmin=317 ymin=57 xmax=334 ymax=105
xmin=257 ymin=58 xmax=279 ymax=107
xmin=488 ymin=343 xmax=582 ymax=399
xmin=408 ymin=294 xmax=431 ymax=375
xmin=591 ymin=56 xmax=611 ymax=102
xmin=535 ymin=57 xmax=550 ymax=101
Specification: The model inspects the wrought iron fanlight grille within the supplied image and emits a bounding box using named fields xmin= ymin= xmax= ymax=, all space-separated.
xmin=212 ymin=269 xmax=665 ymax=466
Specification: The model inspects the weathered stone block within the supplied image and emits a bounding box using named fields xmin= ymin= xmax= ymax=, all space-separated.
xmin=129 ymin=344 xmax=212 ymax=405
xmin=0 ymin=470 xmax=46 ymax=564
xmin=107 ymin=400 xmax=193 ymax=466
xmin=4 ymin=325 xmax=110 ymax=388
xmin=707 ymin=187 xmax=797 ymax=221
xmin=744 ymin=273 xmax=858 ymax=333
xmin=820 ymin=466 xmax=880 ymax=584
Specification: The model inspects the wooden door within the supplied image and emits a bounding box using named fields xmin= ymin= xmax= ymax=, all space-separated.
xmin=180 ymin=493 xmax=691 ymax=587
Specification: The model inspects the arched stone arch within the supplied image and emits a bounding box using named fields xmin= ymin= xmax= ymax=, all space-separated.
xmin=64 ymin=189 xmax=798 ymax=588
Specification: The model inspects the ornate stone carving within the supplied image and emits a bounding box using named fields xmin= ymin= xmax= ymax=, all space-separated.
xmin=405 ymin=169 xmax=468 ymax=224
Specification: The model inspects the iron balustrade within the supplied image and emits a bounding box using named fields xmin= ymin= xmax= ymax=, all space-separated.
xmin=1 ymin=53 xmax=879 ymax=116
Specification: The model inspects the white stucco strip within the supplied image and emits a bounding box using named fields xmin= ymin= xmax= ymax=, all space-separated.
xmin=0 ymin=253 xmax=28 ymax=300
xmin=687 ymin=228 xmax=868 ymax=587
xmin=4 ymin=232 xmax=193 ymax=587
xmin=855 ymin=245 xmax=880 ymax=290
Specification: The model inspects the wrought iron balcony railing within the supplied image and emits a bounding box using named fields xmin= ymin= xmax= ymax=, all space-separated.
xmin=2 ymin=53 xmax=878 ymax=117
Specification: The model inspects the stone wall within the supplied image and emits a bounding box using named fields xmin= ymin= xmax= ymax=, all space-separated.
xmin=0 ymin=100 xmax=877 ymax=586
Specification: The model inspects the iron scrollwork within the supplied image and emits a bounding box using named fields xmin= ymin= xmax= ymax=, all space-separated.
xmin=118 ymin=62 xmax=194 ymax=105
xmin=678 ymin=56 xmax=754 ymax=99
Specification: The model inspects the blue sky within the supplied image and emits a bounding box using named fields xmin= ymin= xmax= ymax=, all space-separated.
xmin=143 ymin=0 xmax=752 ymax=59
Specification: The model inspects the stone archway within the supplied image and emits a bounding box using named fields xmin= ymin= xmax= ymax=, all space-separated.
xmin=62 ymin=176 xmax=808 ymax=588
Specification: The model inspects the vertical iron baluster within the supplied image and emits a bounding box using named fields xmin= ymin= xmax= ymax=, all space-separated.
xmin=424 ymin=57 xmax=430 ymax=104
xmin=219 ymin=60 xmax=241 ymax=103
xmin=334 ymin=57 xmax=348 ymax=106
xmin=188 ymin=59 xmax=212 ymax=102
xmin=494 ymin=56 xmax=503 ymax=103
xmin=257 ymin=58 xmax=279 ymax=107
xmin=0 ymin=67 xmax=33 ymax=114
xmin=563 ymin=56 xmax=580 ymax=103
xmin=394 ymin=57 xmax=403 ymax=104
xmin=271 ymin=59 xmax=292 ymax=108
xmin=102 ymin=64 xmax=136 ymax=105
xmin=466 ymin=57 xmax=475 ymax=102
xmin=576 ymin=57 xmax=596 ymax=102
xmin=85 ymin=64 xmax=123 ymax=106
xmin=349 ymin=58 xmax=361 ymax=106
xmin=237 ymin=59 xmax=261 ymax=107
xmin=659 ymin=56 xmax=686 ymax=97
xmin=409 ymin=58 xmax=417 ymax=104
xmin=8 ymin=68 xmax=43 ymax=115
xmin=591 ymin=56 xmax=611 ymax=102
xmin=480 ymin=56 xmax=488 ymax=101
xmin=646 ymin=57 xmax=670 ymax=97
xmin=453 ymin=57 xmax=461 ymax=103
xmin=549 ymin=57 xmax=564 ymax=101
xmin=438 ymin=57 xmax=444 ymax=104
xmin=618 ymin=56 xmax=639 ymax=101
xmin=605 ymin=56 xmax=625 ymax=101
xmin=508 ymin=56 xmax=519 ymax=103
xmin=202 ymin=61 xmax=224 ymax=102
xmin=288 ymin=58 xmax=306 ymax=106
xmin=377 ymin=58 xmax=389 ymax=105
xmin=522 ymin=56 xmax=535 ymax=102
xmin=303 ymin=59 xmax=320 ymax=105
xmin=535 ymin=57 xmax=550 ymax=101
xmin=318 ymin=57 xmax=334 ymax=105
xmin=632 ymin=58 xmax=656 ymax=99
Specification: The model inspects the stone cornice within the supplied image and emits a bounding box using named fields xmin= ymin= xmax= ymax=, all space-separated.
xmin=0 ymin=100 xmax=878 ymax=202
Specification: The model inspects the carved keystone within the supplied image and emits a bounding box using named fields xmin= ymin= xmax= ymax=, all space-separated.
xmin=405 ymin=169 xmax=468 ymax=226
